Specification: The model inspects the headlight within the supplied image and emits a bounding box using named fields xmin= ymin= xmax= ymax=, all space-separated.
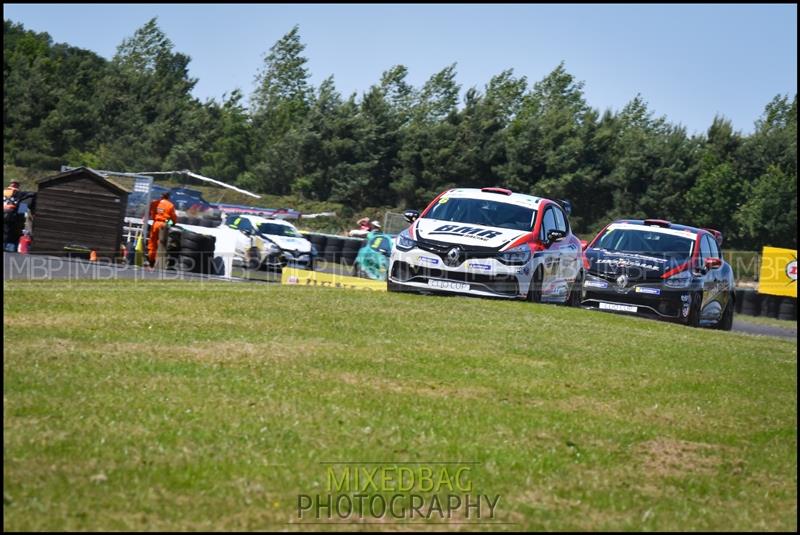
xmin=497 ymin=244 xmax=531 ymax=265
xmin=266 ymin=243 xmax=281 ymax=255
xmin=664 ymin=270 xmax=692 ymax=288
xmin=396 ymin=229 xmax=417 ymax=251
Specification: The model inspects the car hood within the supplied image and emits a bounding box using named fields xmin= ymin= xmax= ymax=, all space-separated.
xmin=414 ymin=218 xmax=527 ymax=251
xmin=585 ymin=249 xmax=688 ymax=282
xmin=261 ymin=234 xmax=311 ymax=253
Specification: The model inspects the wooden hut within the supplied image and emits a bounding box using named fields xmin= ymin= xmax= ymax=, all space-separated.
xmin=30 ymin=167 xmax=128 ymax=259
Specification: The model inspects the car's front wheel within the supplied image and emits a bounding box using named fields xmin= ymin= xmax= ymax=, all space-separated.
xmin=527 ymin=267 xmax=544 ymax=303
xmin=685 ymin=291 xmax=703 ymax=327
xmin=715 ymin=294 xmax=734 ymax=331
xmin=246 ymin=246 xmax=260 ymax=270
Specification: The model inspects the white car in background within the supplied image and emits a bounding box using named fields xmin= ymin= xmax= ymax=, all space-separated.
xmin=223 ymin=214 xmax=316 ymax=271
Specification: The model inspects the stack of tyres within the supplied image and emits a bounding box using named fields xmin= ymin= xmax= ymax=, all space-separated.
xmin=200 ymin=217 xmax=222 ymax=228
xmin=777 ymin=298 xmax=797 ymax=321
xmin=734 ymin=289 xmax=745 ymax=314
xmin=305 ymin=233 xmax=327 ymax=260
xmin=740 ymin=290 xmax=762 ymax=317
xmin=341 ymin=238 xmax=364 ymax=266
xmin=761 ymin=295 xmax=781 ymax=319
xmin=169 ymin=228 xmax=216 ymax=274
xmin=324 ymin=236 xmax=345 ymax=264
xmin=166 ymin=228 xmax=182 ymax=270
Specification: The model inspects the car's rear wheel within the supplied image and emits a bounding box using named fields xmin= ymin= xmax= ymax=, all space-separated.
xmin=567 ymin=270 xmax=584 ymax=307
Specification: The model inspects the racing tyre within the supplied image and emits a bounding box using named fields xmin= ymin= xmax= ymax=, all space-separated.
xmin=246 ymin=246 xmax=260 ymax=270
xmin=342 ymin=238 xmax=363 ymax=265
xmin=686 ymin=292 xmax=702 ymax=327
xmin=716 ymin=296 xmax=734 ymax=331
xmin=740 ymin=290 xmax=761 ymax=316
xmin=324 ymin=236 xmax=345 ymax=264
xmin=176 ymin=253 xmax=198 ymax=272
xmin=527 ymin=267 xmax=544 ymax=303
xmin=211 ymin=256 xmax=225 ymax=276
xmin=734 ymin=289 xmax=744 ymax=314
xmin=778 ymin=298 xmax=796 ymax=321
xmin=387 ymin=278 xmax=402 ymax=292
xmin=567 ymin=270 xmax=584 ymax=307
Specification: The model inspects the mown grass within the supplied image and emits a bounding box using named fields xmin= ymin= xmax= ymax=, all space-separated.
xmin=735 ymin=313 xmax=797 ymax=330
xmin=3 ymin=280 xmax=797 ymax=531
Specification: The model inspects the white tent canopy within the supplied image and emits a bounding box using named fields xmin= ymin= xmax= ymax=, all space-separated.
xmin=61 ymin=166 xmax=261 ymax=199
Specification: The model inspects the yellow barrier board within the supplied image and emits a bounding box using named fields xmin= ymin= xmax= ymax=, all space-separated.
xmin=281 ymin=268 xmax=387 ymax=291
xmin=758 ymin=246 xmax=797 ymax=298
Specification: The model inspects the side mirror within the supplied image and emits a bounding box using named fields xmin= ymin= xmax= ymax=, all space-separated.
xmin=580 ymin=239 xmax=588 ymax=251
xmin=704 ymin=257 xmax=722 ymax=270
xmin=403 ymin=210 xmax=420 ymax=224
xmin=547 ymin=229 xmax=567 ymax=244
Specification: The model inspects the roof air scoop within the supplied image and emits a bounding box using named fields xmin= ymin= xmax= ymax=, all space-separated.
xmin=480 ymin=187 xmax=512 ymax=195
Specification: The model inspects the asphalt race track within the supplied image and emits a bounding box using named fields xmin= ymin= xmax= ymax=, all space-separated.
xmin=4 ymin=252 xmax=796 ymax=340
xmin=3 ymin=252 xmax=245 ymax=284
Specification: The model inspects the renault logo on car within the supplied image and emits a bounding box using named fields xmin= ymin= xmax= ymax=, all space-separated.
xmin=616 ymin=274 xmax=628 ymax=289
xmin=445 ymin=246 xmax=463 ymax=267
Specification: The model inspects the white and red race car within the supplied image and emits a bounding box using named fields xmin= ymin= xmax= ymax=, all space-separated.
xmin=388 ymin=187 xmax=584 ymax=303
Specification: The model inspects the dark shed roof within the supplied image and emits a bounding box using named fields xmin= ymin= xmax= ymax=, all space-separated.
xmin=36 ymin=167 xmax=129 ymax=195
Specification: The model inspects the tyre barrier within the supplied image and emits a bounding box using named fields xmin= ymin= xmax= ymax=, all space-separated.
xmin=760 ymin=295 xmax=781 ymax=319
xmin=740 ymin=290 xmax=762 ymax=317
xmin=737 ymin=289 xmax=796 ymax=321
xmin=302 ymin=232 xmax=366 ymax=265
xmin=734 ymin=289 xmax=744 ymax=314
xmin=167 ymin=228 xmax=216 ymax=274
xmin=778 ymin=298 xmax=797 ymax=321
xmin=302 ymin=233 xmax=327 ymax=257
xmin=341 ymin=237 xmax=365 ymax=265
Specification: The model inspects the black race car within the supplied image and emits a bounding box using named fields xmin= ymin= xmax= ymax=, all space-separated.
xmin=580 ymin=219 xmax=735 ymax=330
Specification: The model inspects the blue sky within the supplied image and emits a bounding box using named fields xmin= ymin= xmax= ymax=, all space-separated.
xmin=4 ymin=3 xmax=797 ymax=135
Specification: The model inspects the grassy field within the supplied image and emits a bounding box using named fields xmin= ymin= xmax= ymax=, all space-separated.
xmin=3 ymin=280 xmax=797 ymax=531
xmin=735 ymin=313 xmax=798 ymax=330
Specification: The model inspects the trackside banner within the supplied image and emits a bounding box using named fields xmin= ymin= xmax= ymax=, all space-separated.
xmin=758 ymin=246 xmax=797 ymax=298
xmin=281 ymin=268 xmax=387 ymax=291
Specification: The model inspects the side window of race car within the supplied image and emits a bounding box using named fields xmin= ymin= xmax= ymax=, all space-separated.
xmin=708 ymin=236 xmax=720 ymax=258
xmin=553 ymin=207 xmax=569 ymax=234
xmin=700 ymin=235 xmax=714 ymax=261
xmin=540 ymin=207 xmax=557 ymax=241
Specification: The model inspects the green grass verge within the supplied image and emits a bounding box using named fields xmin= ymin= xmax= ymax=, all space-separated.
xmin=3 ymin=280 xmax=797 ymax=531
xmin=735 ymin=313 xmax=797 ymax=330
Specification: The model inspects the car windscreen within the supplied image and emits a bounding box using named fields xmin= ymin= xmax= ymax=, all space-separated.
xmin=592 ymin=228 xmax=694 ymax=259
xmin=258 ymin=223 xmax=302 ymax=238
xmin=423 ymin=198 xmax=536 ymax=231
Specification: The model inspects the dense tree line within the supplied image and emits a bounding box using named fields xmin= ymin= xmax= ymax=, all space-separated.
xmin=4 ymin=19 xmax=796 ymax=249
